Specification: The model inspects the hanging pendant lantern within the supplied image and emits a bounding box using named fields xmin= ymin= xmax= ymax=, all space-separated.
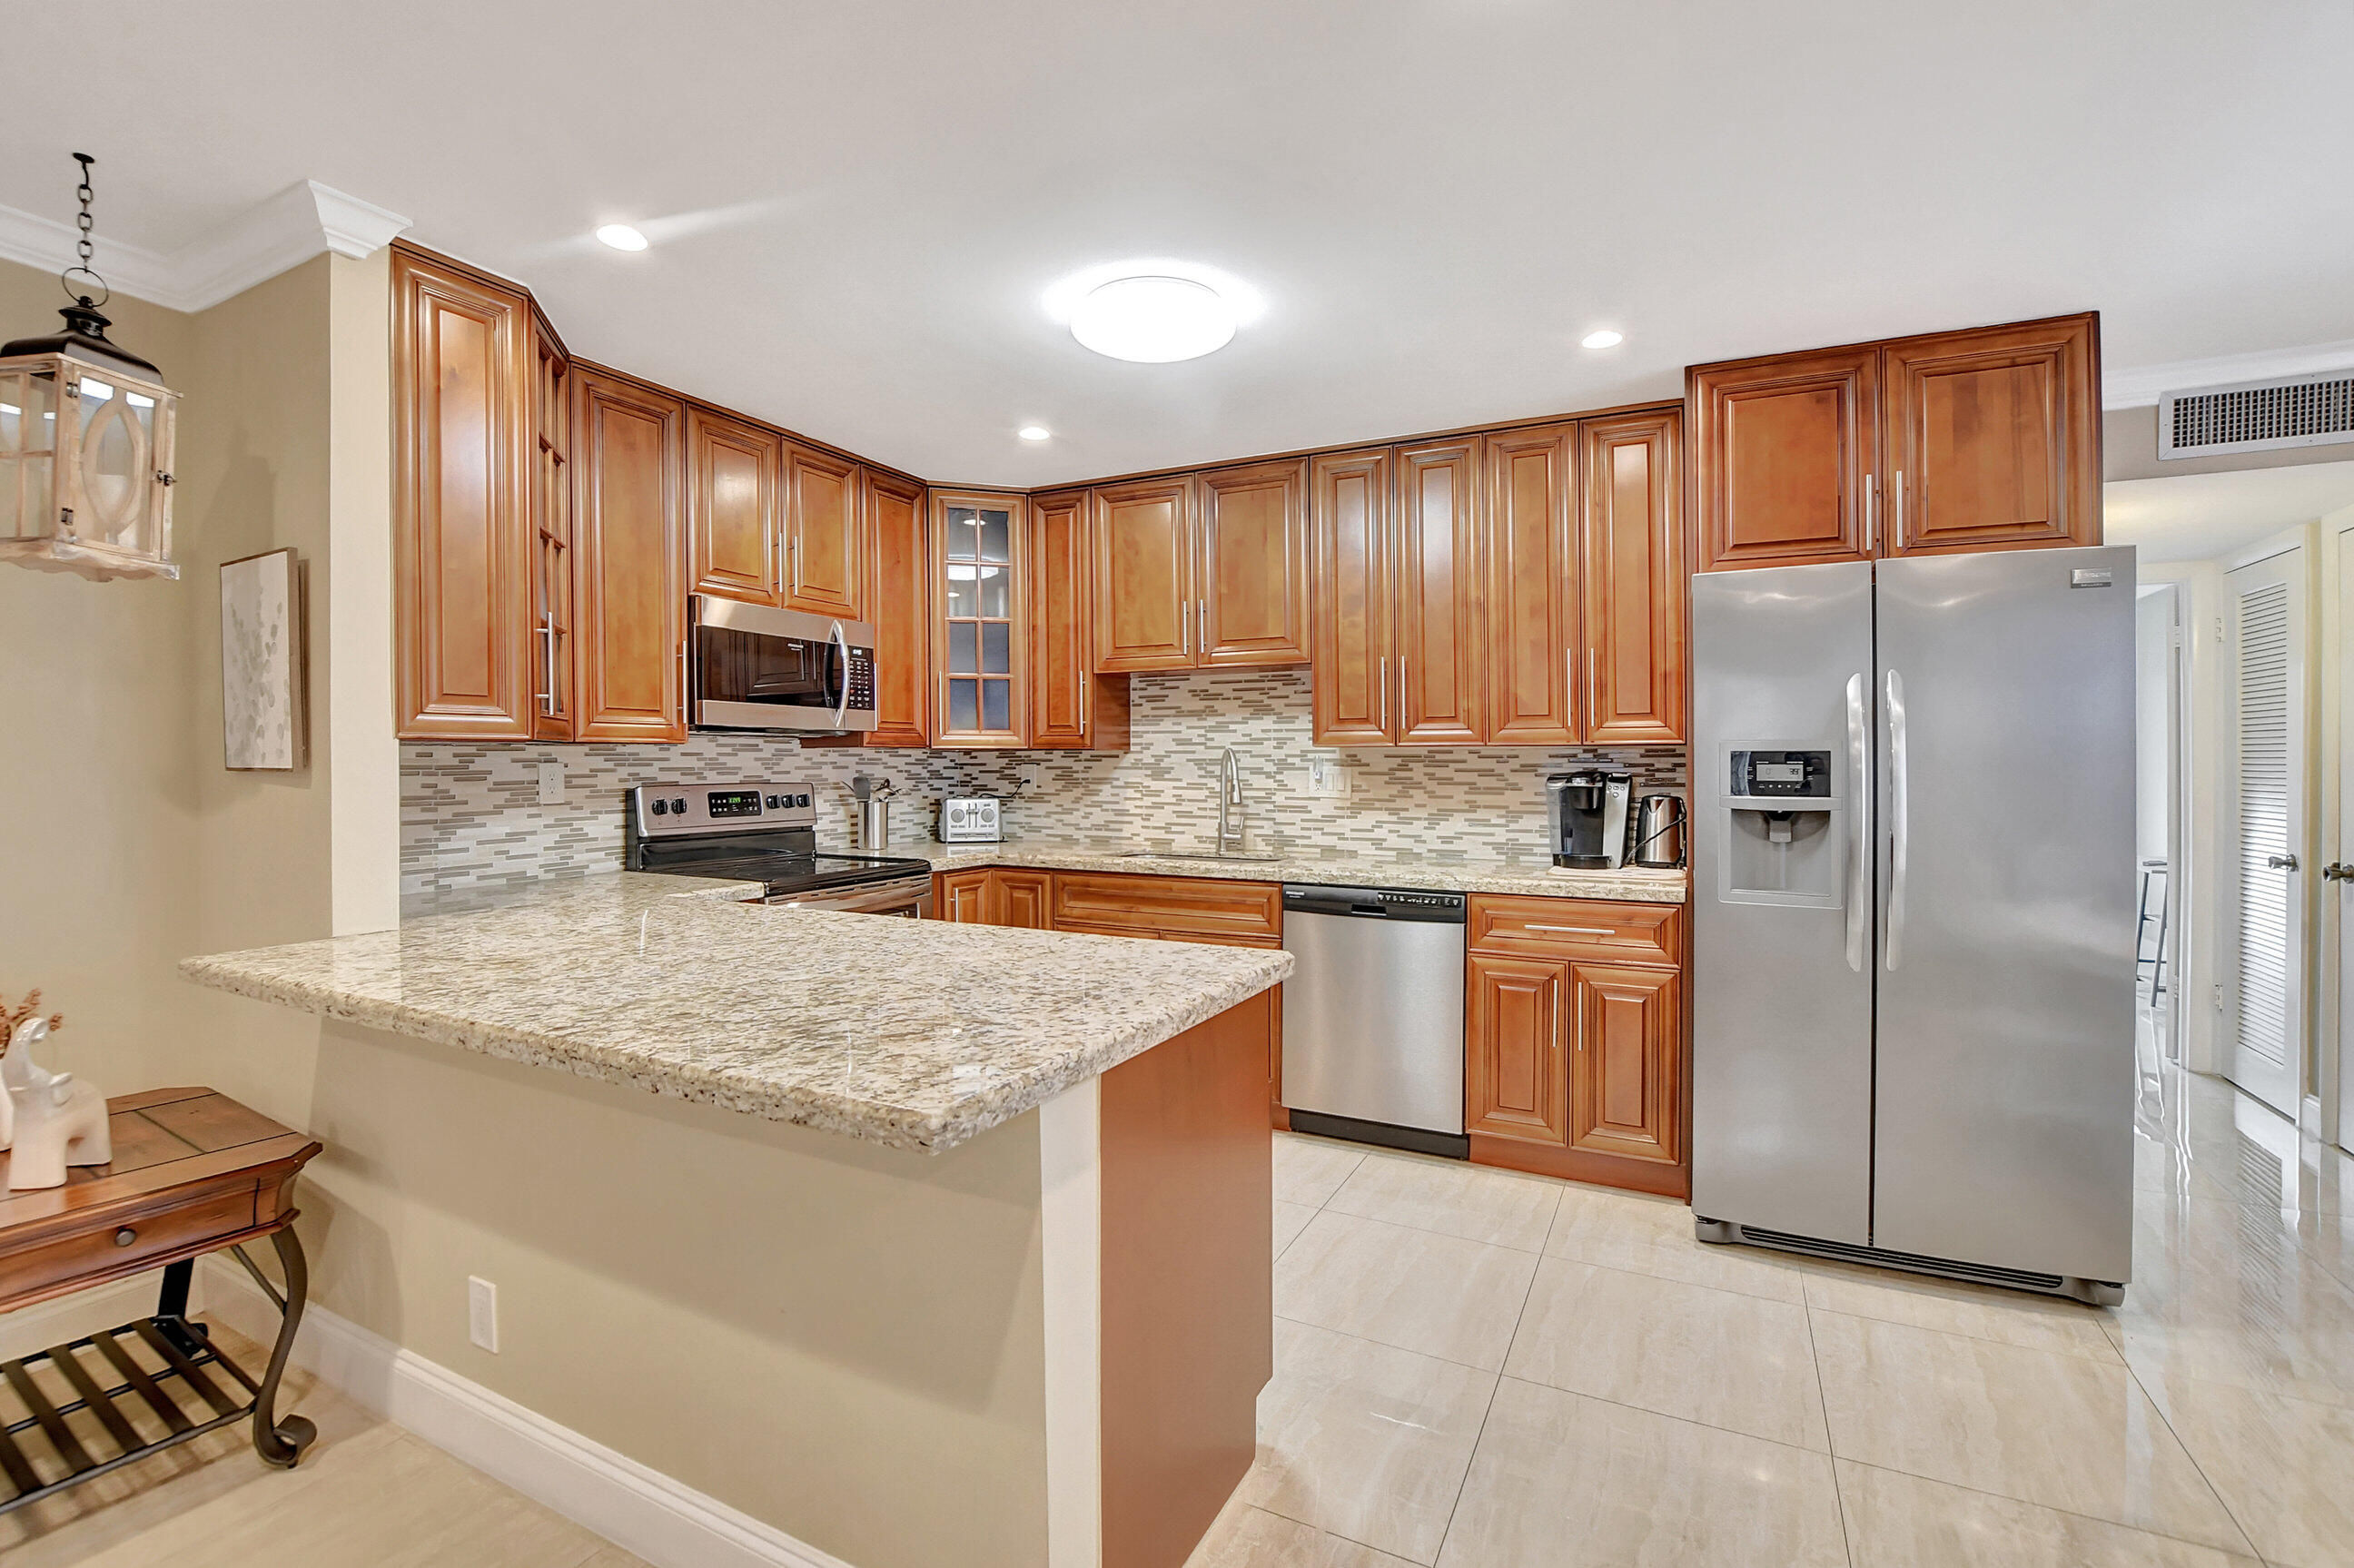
xmin=0 ymin=153 xmax=180 ymax=582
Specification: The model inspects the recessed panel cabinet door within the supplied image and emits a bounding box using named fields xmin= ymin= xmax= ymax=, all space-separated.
xmin=1093 ymin=478 xmax=1195 ymax=672
xmin=1028 ymin=488 xmax=1127 ymax=750
xmin=996 ymin=871 xmax=1053 ymax=929
xmin=1484 ymin=424 xmax=1578 ymax=745
xmin=1197 ymin=459 xmax=1311 ymax=666
xmin=783 ymin=445 xmax=862 ymax=619
xmin=687 ymin=408 xmax=780 ymax=606
xmin=1567 ymin=962 xmax=1680 ymax=1164
xmin=572 ymin=368 xmax=687 ymax=742
xmin=1689 ymin=347 xmax=1878 ymax=572
xmin=392 ymin=248 xmax=534 ymax=739
xmin=936 ymin=870 xmax=990 ymax=922
xmin=1580 ymin=409 xmax=1685 ymax=744
xmin=1394 ymin=439 xmax=1487 ymax=744
xmin=1883 ymin=314 xmax=2100 ymax=557
xmin=1309 ymin=449 xmax=1393 ymax=745
xmin=862 ymin=470 xmax=930 ymax=746
xmin=1466 ymin=953 xmax=1569 ymax=1145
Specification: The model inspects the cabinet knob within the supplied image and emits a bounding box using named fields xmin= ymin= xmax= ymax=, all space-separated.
xmin=114 ymin=1227 xmax=138 ymax=1247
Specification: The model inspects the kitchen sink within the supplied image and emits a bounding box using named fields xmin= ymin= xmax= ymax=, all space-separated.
xmin=1115 ymin=851 xmax=1285 ymax=863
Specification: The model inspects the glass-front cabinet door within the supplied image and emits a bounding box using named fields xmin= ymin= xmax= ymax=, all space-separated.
xmin=932 ymin=491 xmax=1026 ymax=746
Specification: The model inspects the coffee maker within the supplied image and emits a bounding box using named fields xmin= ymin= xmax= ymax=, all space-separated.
xmin=1548 ymin=768 xmax=1634 ymax=869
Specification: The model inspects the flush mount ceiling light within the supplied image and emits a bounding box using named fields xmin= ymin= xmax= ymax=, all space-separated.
xmin=1580 ymin=329 xmax=1626 ymax=350
xmin=595 ymin=223 xmax=649 ymax=251
xmin=1016 ymin=425 xmax=1052 ymax=442
xmin=1044 ymin=261 xmax=1264 ymax=365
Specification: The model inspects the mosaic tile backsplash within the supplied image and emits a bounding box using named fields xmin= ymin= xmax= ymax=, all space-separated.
xmin=402 ymin=667 xmax=1687 ymax=909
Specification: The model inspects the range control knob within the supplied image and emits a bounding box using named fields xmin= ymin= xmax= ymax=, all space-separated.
xmin=795 ymin=793 xmax=810 ymax=808
xmin=650 ymin=798 xmax=668 ymax=816
xmin=766 ymin=794 xmax=781 ymax=809
xmin=670 ymin=797 xmax=688 ymax=814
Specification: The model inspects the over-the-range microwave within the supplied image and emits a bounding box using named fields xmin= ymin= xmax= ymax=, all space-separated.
xmin=688 ymin=595 xmax=878 ymax=735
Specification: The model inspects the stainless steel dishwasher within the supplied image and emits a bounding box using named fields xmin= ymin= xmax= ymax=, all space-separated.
xmin=1281 ymin=884 xmax=1469 ymax=1157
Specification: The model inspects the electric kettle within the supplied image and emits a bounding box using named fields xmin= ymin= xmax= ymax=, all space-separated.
xmin=1631 ymin=794 xmax=1687 ymax=869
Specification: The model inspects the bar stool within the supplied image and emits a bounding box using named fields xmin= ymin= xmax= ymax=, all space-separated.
xmin=2135 ymin=860 xmax=2170 ymax=1006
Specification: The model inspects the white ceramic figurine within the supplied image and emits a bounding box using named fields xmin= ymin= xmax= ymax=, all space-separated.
xmin=3 ymin=1016 xmax=111 ymax=1189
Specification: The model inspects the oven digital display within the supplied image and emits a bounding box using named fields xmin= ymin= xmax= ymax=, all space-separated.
xmin=707 ymin=790 xmax=763 ymax=819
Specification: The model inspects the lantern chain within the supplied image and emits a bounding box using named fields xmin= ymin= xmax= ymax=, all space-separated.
xmin=61 ymin=152 xmax=110 ymax=309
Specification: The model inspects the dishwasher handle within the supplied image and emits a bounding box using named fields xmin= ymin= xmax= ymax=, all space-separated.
xmin=1282 ymin=884 xmax=1467 ymax=922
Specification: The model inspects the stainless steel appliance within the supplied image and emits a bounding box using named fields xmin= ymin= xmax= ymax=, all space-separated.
xmin=1631 ymin=794 xmax=1687 ymax=869
xmin=938 ymin=795 xmax=1002 ymax=843
xmin=688 ymin=597 xmax=878 ymax=735
xmin=1281 ymin=885 xmax=1469 ymax=1156
xmin=626 ymin=780 xmax=934 ymax=915
xmin=1689 ymin=547 xmax=2136 ymax=1304
xmin=1548 ymin=768 xmax=1632 ymax=868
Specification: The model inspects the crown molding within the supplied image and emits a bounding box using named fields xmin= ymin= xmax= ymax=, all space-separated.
xmin=0 ymin=180 xmax=410 ymax=315
xmin=2105 ymin=338 xmax=2354 ymax=409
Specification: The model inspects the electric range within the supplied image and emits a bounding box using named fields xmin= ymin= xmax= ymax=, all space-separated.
xmin=625 ymin=781 xmax=936 ymax=916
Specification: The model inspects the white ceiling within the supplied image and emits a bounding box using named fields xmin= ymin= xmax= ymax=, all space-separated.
xmin=2105 ymin=461 xmax=2354 ymax=566
xmin=5 ymin=2 xmax=2352 ymax=487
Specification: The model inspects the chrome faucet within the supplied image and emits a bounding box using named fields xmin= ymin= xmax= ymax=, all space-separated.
xmin=1217 ymin=746 xmax=1247 ymax=856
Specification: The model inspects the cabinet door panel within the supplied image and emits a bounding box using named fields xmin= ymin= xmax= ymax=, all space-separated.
xmin=1309 ymin=449 xmax=1392 ymax=745
xmin=392 ymin=249 xmax=533 ymax=739
xmin=933 ymin=491 xmax=1027 ymax=748
xmin=687 ymin=408 xmax=780 ymax=605
xmin=572 ymin=368 xmax=686 ymax=742
xmin=1568 ymin=962 xmax=1680 ymax=1164
xmin=1689 ymin=348 xmax=1878 ymax=571
xmin=1394 ymin=439 xmax=1487 ymax=744
xmin=783 ymin=446 xmax=862 ymax=618
xmin=1485 ymin=424 xmax=1578 ymax=745
xmin=1579 ymin=409 xmax=1685 ymax=744
xmin=1884 ymin=314 xmax=2100 ymax=557
xmin=936 ymin=870 xmax=991 ymax=922
xmin=1197 ymin=459 xmax=1310 ymax=666
xmin=1468 ymin=954 xmax=1568 ymax=1144
xmin=1093 ymin=478 xmax=1195 ymax=671
xmin=529 ymin=311 xmax=576 ymax=739
xmin=996 ymin=871 xmax=1053 ymax=930
xmin=862 ymin=470 xmax=930 ymax=746
xmin=1028 ymin=488 xmax=1128 ymax=749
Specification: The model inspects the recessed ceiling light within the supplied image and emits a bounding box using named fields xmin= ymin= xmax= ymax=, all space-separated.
xmin=1580 ymin=329 xmax=1625 ymax=350
xmin=596 ymin=223 xmax=649 ymax=252
xmin=1017 ymin=425 xmax=1052 ymax=442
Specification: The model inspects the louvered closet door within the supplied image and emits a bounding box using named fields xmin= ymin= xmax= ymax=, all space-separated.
xmin=2229 ymin=549 xmax=2307 ymax=1117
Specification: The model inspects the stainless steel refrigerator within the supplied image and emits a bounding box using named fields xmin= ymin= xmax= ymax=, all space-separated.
xmin=1689 ymin=546 xmax=2136 ymax=1305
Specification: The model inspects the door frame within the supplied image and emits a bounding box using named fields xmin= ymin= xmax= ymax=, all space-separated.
xmin=2323 ymin=510 xmax=2354 ymax=1151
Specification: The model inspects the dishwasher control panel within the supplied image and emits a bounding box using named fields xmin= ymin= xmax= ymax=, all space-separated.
xmin=1282 ymin=885 xmax=1467 ymax=922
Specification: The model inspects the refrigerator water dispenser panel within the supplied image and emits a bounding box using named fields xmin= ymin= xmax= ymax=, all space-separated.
xmin=1716 ymin=743 xmax=1845 ymax=907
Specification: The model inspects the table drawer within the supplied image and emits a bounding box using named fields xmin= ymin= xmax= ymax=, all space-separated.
xmin=1469 ymin=896 xmax=1681 ymax=964
xmin=1051 ymin=873 xmax=1282 ymax=943
xmin=0 ymin=1185 xmax=259 ymax=1303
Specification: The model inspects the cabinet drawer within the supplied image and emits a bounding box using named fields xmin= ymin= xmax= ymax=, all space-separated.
xmin=0 ymin=1185 xmax=258 ymax=1303
xmin=1051 ymin=873 xmax=1282 ymax=943
xmin=1469 ymin=896 xmax=1681 ymax=964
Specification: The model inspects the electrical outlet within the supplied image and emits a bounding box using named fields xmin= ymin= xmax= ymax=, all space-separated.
xmin=1017 ymin=763 xmax=1043 ymax=792
xmin=468 ymin=1276 xmax=499 ymax=1353
xmin=1301 ymin=756 xmax=1350 ymax=798
xmin=536 ymin=762 xmax=565 ymax=806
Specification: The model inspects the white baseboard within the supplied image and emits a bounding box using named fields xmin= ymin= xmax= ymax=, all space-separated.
xmin=199 ymin=1258 xmax=855 ymax=1568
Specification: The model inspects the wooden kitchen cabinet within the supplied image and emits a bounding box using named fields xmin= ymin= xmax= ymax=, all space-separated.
xmin=932 ymin=490 xmax=1027 ymax=747
xmin=783 ymin=445 xmax=863 ymax=618
xmin=1307 ymin=448 xmax=1392 ymax=745
xmin=527 ymin=306 xmax=576 ymax=740
xmin=1483 ymin=423 xmax=1579 ymax=745
xmin=391 ymin=246 xmax=535 ymax=740
xmin=934 ymin=868 xmax=1053 ymax=927
xmin=1567 ymin=961 xmax=1680 ymax=1164
xmin=1093 ymin=477 xmax=1195 ymax=672
xmin=687 ymin=406 xmax=782 ymax=606
xmin=1579 ymin=409 xmax=1685 ymax=744
xmin=1392 ymin=438 xmax=1487 ymax=745
xmin=936 ymin=869 xmax=990 ymax=922
xmin=860 ymin=469 xmax=931 ymax=746
xmin=1050 ymin=873 xmax=1283 ymax=946
xmin=996 ymin=871 xmax=1053 ymax=929
xmin=1028 ymin=488 xmax=1130 ymax=750
xmin=1194 ymin=460 xmax=1311 ymax=666
xmin=570 ymin=366 xmax=687 ymax=742
xmin=1466 ymin=953 xmax=1570 ymax=1145
xmin=1689 ymin=313 xmax=2100 ymax=573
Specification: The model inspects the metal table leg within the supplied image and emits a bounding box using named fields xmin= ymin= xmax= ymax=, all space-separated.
xmin=251 ymin=1228 xmax=317 ymax=1468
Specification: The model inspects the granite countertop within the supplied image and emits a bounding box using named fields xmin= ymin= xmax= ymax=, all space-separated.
xmin=180 ymin=872 xmax=1291 ymax=1155
xmin=903 ymin=840 xmax=1688 ymax=903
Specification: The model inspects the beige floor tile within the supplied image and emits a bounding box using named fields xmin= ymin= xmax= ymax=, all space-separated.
xmin=1546 ymin=1181 xmax=1812 ymax=1304
xmin=1505 ymin=1257 xmax=1827 ymax=1449
xmin=1436 ymin=1377 xmax=1846 ymax=1568
xmin=1242 ymin=1318 xmax=1495 ymax=1564
xmin=1186 ymin=1496 xmax=1417 ymax=1567
xmin=1835 ymin=1459 xmax=2260 ymax=1567
xmin=1326 ymin=1150 xmax=1562 ymax=1252
xmin=1803 ymin=1257 xmax=2122 ymax=1363
xmin=1275 ymin=1198 xmax=1320 ymax=1258
xmin=1810 ymin=1310 xmax=2250 ymax=1554
xmin=2130 ymin=1366 xmax=2354 ymax=1568
xmin=1276 ymin=1133 xmax=1369 ymax=1208
xmin=1277 ymin=1210 xmax=1538 ymax=1371
xmin=575 ymin=1552 xmax=656 ymax=1568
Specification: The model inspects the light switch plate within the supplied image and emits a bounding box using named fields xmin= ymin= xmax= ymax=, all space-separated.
xmin=468 ymin=1276 xmax=499 ymax=1353
xmin=1302 ymin=757 xmax=1350 ymax=798
xmin=537 ymin=762 xmax=565 ymax=806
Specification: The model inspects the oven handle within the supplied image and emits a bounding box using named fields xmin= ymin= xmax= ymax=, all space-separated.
xmin=829 ymin=620 xmax=851 ymax=729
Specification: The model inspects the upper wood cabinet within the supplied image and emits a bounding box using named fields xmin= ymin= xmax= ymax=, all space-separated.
xmin=687 ymin=407 xmax=782 ymax=606
xmin=1195 ymin=460 xmax=1311 ymax=666
xmin=1307 ymin=449 xmax=1391 ymax=745
xmin=1580 ymin=409 xmax=1685 ymax=745
xmin=391 ymin=248 xmax=534 ymax=740
xmin=933 ymin=490 xmax=1027 ymax=747
xmin=1029 ymin=488 xmax=1129 ymax=750
xmin=1688 ymin=313 xmax=2100 ymax=573
xmin=783 ymin=445 xmax=862 ymax=618
xmin=1483 ymin=424 xmax=1578 ymax=745
xmin=1393 ymin=438 xmax=1487 ymax=745
xmin=527 ymin=307 xmax=575 ymax=740
xmin=1093 ymin=477 xmax=1195 ymax=672
xmin=571 ymin=366 xmax=687 ymax=742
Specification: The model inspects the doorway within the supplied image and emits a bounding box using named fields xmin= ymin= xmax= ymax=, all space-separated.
xmin=2225 ymin=545 xmax=2308 ymax=1117
xmin=2134 ymin=584 xmax=2183 ymax=1064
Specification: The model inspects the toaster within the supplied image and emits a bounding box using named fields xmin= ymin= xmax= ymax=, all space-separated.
xmin=938 ymin=795 xmax=1003 ymax=843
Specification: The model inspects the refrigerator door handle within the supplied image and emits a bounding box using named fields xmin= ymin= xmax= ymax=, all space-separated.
xmin=1884 ymin=667 xmax=1909 ymax=971
xmin=1846 ymin=671 xmax=1870 ymax=971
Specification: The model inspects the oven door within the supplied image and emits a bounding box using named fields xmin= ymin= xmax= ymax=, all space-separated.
xmin=762 ymin=873 xmax=934 ymax=919
xmin=691 ymin=597 xmax=879 ymax=734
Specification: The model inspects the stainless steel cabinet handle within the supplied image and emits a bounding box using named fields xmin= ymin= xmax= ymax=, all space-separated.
xmin=537 ymin=618 xmax=559 ymax=715
xmin=1885 ymin=668 xmax=1909 ymax=971
xmin=2269 ymin=853 xmax=2300 ymax=871
xmin=1199 ymin=597 xmax=1208 ymax=653
xmin=1379 ymin=655 xmax=1390 ymax=734
xmin=1528 ymin=924 xmax=1614 ymax=937
xmin=1845 ymin=671 xmax=1869 ymax=972
xmin=1181 ymin=597 xmax=1191 ymax=653
xmin=1864 ymin=474 xmax=1876 ymax=554
xmin=1892 ymin=470 xmax=1905 ymax=544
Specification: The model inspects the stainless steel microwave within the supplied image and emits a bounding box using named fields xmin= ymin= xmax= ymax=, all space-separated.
xmin=688 ymin=596 xmax=878 ymax=734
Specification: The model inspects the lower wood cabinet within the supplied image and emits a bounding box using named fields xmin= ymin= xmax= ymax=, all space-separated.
xmin=934 ymin=868 xmax=1053 ymax=928
xmin=1466 ymin=953 xmax=1569 ymax=1145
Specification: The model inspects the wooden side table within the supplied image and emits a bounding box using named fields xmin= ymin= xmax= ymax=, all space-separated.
xmin=0 ymin=1088 xmax=322 ymax=1514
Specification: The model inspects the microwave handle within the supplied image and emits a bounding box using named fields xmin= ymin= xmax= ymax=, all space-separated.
xmin=829 ymin=620 xmax=851 ymax=729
